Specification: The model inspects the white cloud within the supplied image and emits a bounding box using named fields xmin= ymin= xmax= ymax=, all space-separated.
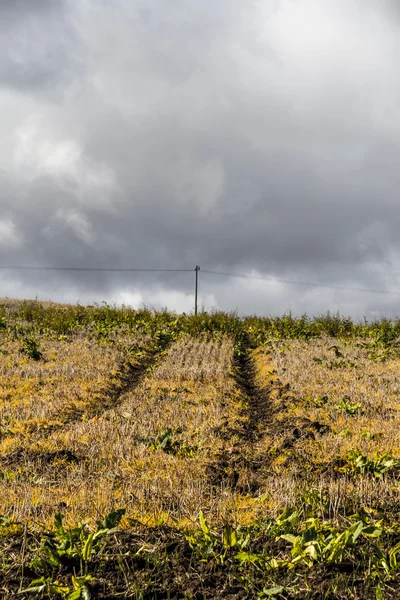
xmin=0 ymin=219 xmax=22 ymax=248
xmin=13 ymin=115 xmax=117 ymax=210
xmin=56 ymin=208 xmax=95 ymax=245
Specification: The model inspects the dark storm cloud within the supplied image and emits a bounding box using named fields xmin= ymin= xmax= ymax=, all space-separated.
xmin=1 ymin=0 xmax=400 ymax=316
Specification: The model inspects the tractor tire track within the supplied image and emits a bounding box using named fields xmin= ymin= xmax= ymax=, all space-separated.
xmin=208 ymin=336 xmax=334 ymax=491
xmin=234 ymin=343 xmax=274 ymax=442
xmin=62 ymin=335 xmax=173 ymax=424
xmin=1 ymin=336 xmax=174 ymax=460
xmin=207 ymin=333 xmax=274 ymax=492
xmin=0 ymin=336 xmax=174 ymax=476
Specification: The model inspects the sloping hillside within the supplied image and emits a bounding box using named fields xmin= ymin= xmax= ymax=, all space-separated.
xmin=0 ymin=300 xmax=399 ymax=599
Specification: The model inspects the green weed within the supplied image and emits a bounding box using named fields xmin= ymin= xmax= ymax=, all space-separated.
xmin=336 ymin=397 xmax=363 ymax=416
xmin=344 ymin=450 xmax=400 ymax=478
xmin=19 ymin=337 xmax=44 ymax=361
xmin=148 ymin=428 xmax=196 ymax=457
xmin=20 ymin=509 xmax=126 ymax=597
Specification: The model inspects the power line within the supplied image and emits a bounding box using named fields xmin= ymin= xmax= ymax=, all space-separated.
xmin=201 ymin=269 xmax=400 ymax=296
xmin=0 ymin=265 xmax=192 ymax=273
xmin=1 ymin=264 xmax=400 ymax=297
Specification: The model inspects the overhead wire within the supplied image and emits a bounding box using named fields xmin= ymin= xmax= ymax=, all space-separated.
xmin=0 ymin=266 xmax=192 ymax=273
xmin=201 ymin=269 xmax=400 ymax=296
xmin=0 ymin=264 xmax=399 ymax=296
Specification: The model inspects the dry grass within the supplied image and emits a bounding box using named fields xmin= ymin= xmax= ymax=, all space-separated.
xmin=0 ymin=298 xmax=66 ymax=311
xmin=2 ymin=305 xmax=400 ymax=599
xmin=2 ymin=326 xmax=400 ymax=535
xmin=154 ymin=334 xmax=233 ymax=382
xmin=252 ymin=338 xmax=400 ymax=518
xmin=270 ymin=338 xmax=400 ymax=456
xmin=0 ymin=332 xmax=150 ymax=455
xmin=0 ymin=335 xmax=265 ymax=530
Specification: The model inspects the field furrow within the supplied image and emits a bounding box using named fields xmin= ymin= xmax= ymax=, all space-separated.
xmin=254 ymin=338 xmax=400 ymax=518
xmin=2 ymin=301 xmax=400 ymax=599
xmin=0 ymin=332 xmax=158 ymax=452
xmin=0 ymin=334 xmax=250 ymax=529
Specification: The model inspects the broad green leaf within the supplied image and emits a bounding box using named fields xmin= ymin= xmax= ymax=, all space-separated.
xmin=49 ymin=585 xmax=70 ymax=595
xmin=82 ymin=532 xmax=95 ymax=562
xmin=97 ymin=508 xmax=126 ymax=531
xmin=389 ymin=542 xmax=400 ymax=570
xmin=68 ymin=584 xmax=91 ymax=600
xmin=199 ymin=511 xmax=210 ymax=538
xmin=18 ymin=585 xmax=46 ymax=595
xmin=303 ymin=525 xmax=318 ymax=543
xmin=277 ymin=507 xmax=299 ymax=526
xmin=389 ymin=553 xmax=397 ymax=571
xmin=262 ymin=586 xmax=284 ymax=597
xmin=54 ymin=512 xmax=65 ymax=536
xmin=304 ymin=544 xmax=318 ymax=560
xmin=278 ymin=534 xmax=297 ymax=544
xmin=92 ymin=528 xmax=110 ymax=543
xmin=362 ymin=526 xmax=382 ymax=538
xmin=81 ymin=587 xmax=91 ymax=600
xmin=350 ymin=521 xmax=364 ymax=542
xmin=290 ymin=555 xmax=303 ymax=564
xmin=223 ymin=524 xmax=237 ymax=548
xmin=235 ymin=551 xmax=263 ymax=563
xmin=269 ymin=557 xmax=288 ymax=569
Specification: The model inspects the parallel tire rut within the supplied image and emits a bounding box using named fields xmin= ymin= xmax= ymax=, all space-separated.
xmin=67 ymin=337 xmax=173 ymax=422
xmin=208 ymin=333 xmax=273 ymax=492
xmin=234 ymin=340 xmax=273 ymax=442
xmin=24 ymin=336 xmax=173 ymax=440
xmin=0 ymin=337 xmax=174 ymax=469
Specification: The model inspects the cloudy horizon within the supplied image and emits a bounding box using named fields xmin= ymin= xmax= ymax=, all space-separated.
xmin=1 ymin=0 xmax=400 ymax=318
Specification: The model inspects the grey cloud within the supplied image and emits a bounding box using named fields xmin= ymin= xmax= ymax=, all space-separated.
xmin=1 ymin=0 xmax=400 ymax=316
xmin=0 ymin=0 xmax=82 ymax=93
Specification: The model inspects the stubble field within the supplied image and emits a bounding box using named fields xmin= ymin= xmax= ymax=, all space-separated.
xmin=0 ymin=299 xmax=399 ymax=599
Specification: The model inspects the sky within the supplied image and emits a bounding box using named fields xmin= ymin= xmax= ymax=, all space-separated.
xmin=1 ymin=0 xmax=400 ymax=318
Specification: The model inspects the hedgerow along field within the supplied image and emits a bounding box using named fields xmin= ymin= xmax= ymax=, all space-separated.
xmin=0 ymin=300 xmax=400 ymax=599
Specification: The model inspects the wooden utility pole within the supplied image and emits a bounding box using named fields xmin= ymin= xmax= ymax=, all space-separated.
xmin=194 ymin=266 xmax=200 ymax=315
